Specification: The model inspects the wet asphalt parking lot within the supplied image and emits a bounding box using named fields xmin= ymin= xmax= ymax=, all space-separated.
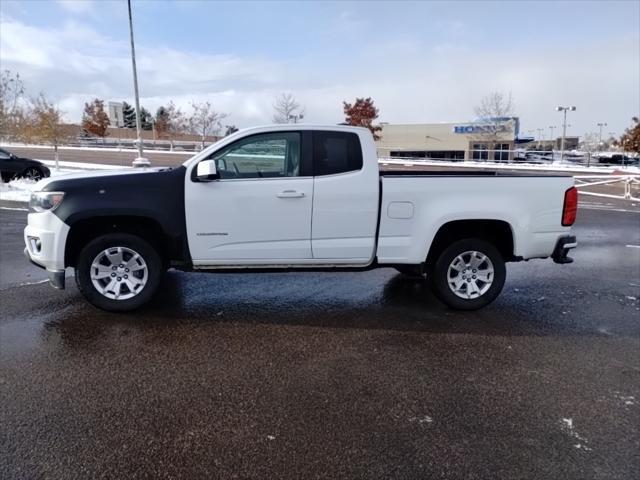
xmin=1 ymin=198 xmax=639 ymax=479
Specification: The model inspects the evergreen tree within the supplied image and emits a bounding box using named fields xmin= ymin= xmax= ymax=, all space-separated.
xmin=122 ymin=101 xmax=136 ymax=128
xmin=139 ymin=107 xmax=153 ymax=131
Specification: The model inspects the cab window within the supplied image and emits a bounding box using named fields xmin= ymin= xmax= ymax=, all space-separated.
xmin=210 ymin=132 xmax=301 ymax=179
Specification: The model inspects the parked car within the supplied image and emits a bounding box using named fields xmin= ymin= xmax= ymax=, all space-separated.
xmin=24 ymin=125 xmax=577 ymax=312
xmin=0 ymin=148 xmax=51 ymax=182
xmin=595 ymin=153 xmax=637 ymax=165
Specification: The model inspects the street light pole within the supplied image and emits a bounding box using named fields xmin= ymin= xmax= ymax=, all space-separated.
xmin=536 ymin=128 xmax=544 ymax=149
xmin=597 ymin=122 xmax=607 ymax=151
xmin=556 ymin=106 xmax=576 ymax=163
xmin=127 ymin=0 xmax=149 ymax=167
xmin=549 ymin=125 xmax=556 ymax=149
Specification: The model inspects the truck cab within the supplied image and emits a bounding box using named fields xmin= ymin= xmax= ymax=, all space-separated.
xmin=185 ymin=126 xmax=379 ymax=266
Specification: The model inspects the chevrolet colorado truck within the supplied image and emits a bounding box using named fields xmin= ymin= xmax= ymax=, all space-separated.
xmin=24 ymin=125 xmax=577 ymax=312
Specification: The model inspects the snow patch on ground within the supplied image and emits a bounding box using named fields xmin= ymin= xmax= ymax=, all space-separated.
xmin=0 ymin=142 xmax=192 ymax=156
xmin=39 ymin=160 xmax=132 ymax=171
xmin=614 ymin=392 xmax=636 ymax=406
xmin=0 ymin=162 xmax=127 ymax=203
xmin=560 ymin=418 xmax=592 ymax=451
xmin=408 ymin=415 xmax=433 ymax=424
xmin=0 ymin=178 xmax=38 ymax=203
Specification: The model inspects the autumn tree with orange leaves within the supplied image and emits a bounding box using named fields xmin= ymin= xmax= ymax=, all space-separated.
xmin=343 ymin=97 xmax=382 ymax=140
xmin=82 ymin=98 xmax=110 ymax=139
xmin=617 ymin=117 xmax=640 ymax=155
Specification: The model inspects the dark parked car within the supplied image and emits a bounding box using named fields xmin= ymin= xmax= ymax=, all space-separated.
xmin=0 ymin=148 xmax=51 ymax=182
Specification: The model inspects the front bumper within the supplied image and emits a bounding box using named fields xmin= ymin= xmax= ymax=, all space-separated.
xmin=23 ymin=248 xmax=65 ymax=288
xmin=24 ymin=210 xmax=70 ymax=289
xmin=552 ymin=235 xmax=577 ymax=264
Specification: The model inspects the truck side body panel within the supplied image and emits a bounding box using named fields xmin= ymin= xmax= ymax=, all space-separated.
xmin=377 ymin=175 xmax=574 ymax=264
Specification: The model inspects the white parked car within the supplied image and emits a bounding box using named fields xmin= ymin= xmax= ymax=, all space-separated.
xmin=24 ymin=125 xmax=578 ymax=312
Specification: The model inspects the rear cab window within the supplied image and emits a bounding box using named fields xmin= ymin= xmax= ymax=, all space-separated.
xmin=313 ymin=131 xmax=363 ymax=176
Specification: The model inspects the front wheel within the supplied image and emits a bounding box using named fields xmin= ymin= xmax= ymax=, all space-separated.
xmin=22 ymin=167 xmax=43 ymax=181
xmin=429 ymin=238 xmax=506 ymax=310
xmin=75 ymin=233 xmax=163 ymax=312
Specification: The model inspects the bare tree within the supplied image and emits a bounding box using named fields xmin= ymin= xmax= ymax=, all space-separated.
xmin=473 ymin=92 xmax=516 ymax=161
xmin=225 ymin=125 xmax=239 ymax=136
xmin=189 ymin=101 xmax=227 ymax=148
xmin=27 ymin=94 xmax=70 ymax=171
xmin=580 ymin=132 xmax=600 ymax=152
xmin=475 ymin=92 xmax=514 ymax=119
xmin=273 ymin=93 xmax=305 ymax=124
xmin=166 ymin=101 xmax=188 ymax=137
xmin=0 ymin=70 xmax=26 ymax=140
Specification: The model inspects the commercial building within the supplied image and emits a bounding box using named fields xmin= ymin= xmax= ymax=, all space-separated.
xmin=108 ymin=102 xmax=125 ymax=128
xmin=376 ymin=118 xmax=520 ymax=161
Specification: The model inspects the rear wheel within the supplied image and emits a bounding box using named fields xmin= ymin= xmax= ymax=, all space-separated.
xmin=429 ymin=238 xmax=505 ymax=310
xmin=75 ymin=233 xmax=163 ymax=312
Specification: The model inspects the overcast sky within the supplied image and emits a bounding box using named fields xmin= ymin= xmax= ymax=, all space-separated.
xmin=1 ymin=0 xmax=638 ymax=138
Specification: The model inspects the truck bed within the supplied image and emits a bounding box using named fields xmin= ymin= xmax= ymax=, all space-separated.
xmin=376 ymin=173 xmax=575 ymax=264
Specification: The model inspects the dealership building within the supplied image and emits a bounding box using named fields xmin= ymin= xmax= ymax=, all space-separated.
xmin=375 ymin=117 xmax=521 ymax=161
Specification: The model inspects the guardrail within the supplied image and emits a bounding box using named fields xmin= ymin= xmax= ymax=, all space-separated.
xmin=574 ymin=175 xmax=640 ymax=201
xmin=389 ymin=149 xmax=639 ymax=169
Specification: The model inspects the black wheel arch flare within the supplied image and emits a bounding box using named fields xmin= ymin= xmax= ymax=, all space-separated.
xmin=42 ymin=166 xmax=191 ymax=267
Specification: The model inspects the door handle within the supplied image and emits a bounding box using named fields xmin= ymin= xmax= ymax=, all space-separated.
xmin=276 ymin=190 xmax=305 ymax=198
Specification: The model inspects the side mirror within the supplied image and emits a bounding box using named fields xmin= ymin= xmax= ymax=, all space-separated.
xmin=196 ymin=160 xmax=218 ymax=181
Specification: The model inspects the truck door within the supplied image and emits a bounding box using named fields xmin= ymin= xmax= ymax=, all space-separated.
xmin=186 ymin=131 xmax=313 ymax=264
xmin=311 ymin=130 xmax=379 ymax=262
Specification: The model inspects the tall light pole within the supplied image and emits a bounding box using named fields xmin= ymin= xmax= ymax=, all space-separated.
xmin=597 ymin=122 xmax=607 ymax=151
xmin=556 ymin=106 xmax=576 ymax=162
xmin=536 ymin=128 xmax=544 ymax=149
xmin=127 ymin=0 xmax=149 ymax=167
xmin=549 ymin=125 xmax=556 ymax=149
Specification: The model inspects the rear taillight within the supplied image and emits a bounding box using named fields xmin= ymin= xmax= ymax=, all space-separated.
xmin=562 ymin=187 xmax=578 ymax=226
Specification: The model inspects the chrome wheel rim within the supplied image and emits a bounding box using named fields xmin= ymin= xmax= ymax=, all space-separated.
xmin=24 ymin=168 xmax=42 ymax=181
xmin=90 ymin=246 xmax=148 ymax=300
xmin=447 ymin=251 xmax=494 ymax=299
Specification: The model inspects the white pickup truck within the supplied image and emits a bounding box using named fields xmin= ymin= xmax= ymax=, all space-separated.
xmin=24 ymin=125 xmax=577 ymax=312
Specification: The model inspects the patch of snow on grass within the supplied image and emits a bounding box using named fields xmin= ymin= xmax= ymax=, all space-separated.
xmin=40 ymin=160 xmax=132 ymax=171
xmin=0 ymin=178 xmax=38 ymax=203
xmin=1 ymin=163 xmax=124 ymax=203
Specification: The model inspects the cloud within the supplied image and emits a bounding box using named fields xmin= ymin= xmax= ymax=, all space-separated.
xmin=0 ymin=13 xmax=637 ymax=135
xmin=0 ymin=17 xmax=288 ymax=123
xmin=335 ymin=10 xmax=369 ymax=33
xmin=56 ymin=0 xmax=94 ymax=14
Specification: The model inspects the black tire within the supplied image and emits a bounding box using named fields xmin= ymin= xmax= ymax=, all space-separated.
xmin=22 ymin=167 xmax=43 ymax=181
xmin=429 ymin=238 xmax=506 ymax=310
xmin=75 ymin=233 xmax=163 ymax=312
xmin=394 ymin=265 xmax=425 ymax=278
